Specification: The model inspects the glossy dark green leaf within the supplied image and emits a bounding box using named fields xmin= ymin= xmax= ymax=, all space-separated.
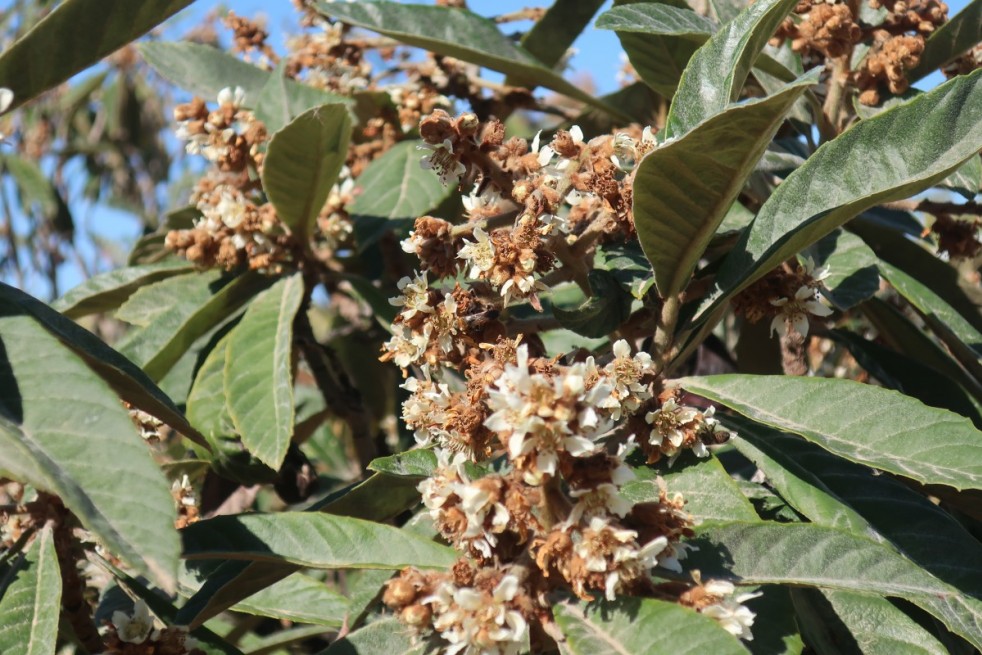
xmin=254 ymin=65 xmax=348 ymax=134
xmin=821 ymin=590 xmax=948 ymax=655
xmin=0 ymin=526 xmax=60 ymax=655
xmin=694 ymin=70 xmax=982 ymax=325
xmin=349 ymin=141 xmax=453 ymax=225
xmin=731 ymin=418 xmax=982 ymax=594
xmin=666 ymin=0 xmax=798 ymax=137
xmin=0 ymin=282 xmax=208 ymax=449
xmin=0 ymin=315 xmax=178 ymax=592
xmin=687 ymin=521 xmax=982 ymax=651
xmin=680 ymin=374 xmax=982 ymax=490
xmin=634 ymin=73 xmax=816 ymax=297
xmin=186 ymin=332 xmax=235 ymax=443
xmin=552 ymin=270 xmax=632 ymax=338
xmin=263 ymin=104 xmax=351 ymax=243
xmin=313 ymin=0 xmax=620 ymax=117
xmin=555 ymin=597 xmax=750 ymax=655
xmin=908 ymin=0 xmax=982 ymax=81
xmin=116 ymin=271 xmax=269 ymax=381
xmin=181 ymin=512 xmax=456 ymax=570
xmin=138 ymin=41 xmax=272 ymax=104
xmin=52 ymin=261 xmax=193 ymax=318
xmin=804 ymin=230 xmax=879 ymax=310
xmin=224 ymin=275 xmax=304 ymax=469
xmin=0 ymin=0 xmax=193 ymax=111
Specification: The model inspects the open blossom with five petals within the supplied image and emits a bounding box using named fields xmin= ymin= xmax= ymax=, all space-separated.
xmin=457 ymin=226 xmax=495 ymax=279
xmin=420 ymin=138 xmax=467 ymax=186
xmin=769 ymin=285 xmax=834 ymax=338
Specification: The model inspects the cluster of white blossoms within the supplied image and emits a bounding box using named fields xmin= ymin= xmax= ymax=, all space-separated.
xmin=108 ymin=600 xmax=200 ymax=652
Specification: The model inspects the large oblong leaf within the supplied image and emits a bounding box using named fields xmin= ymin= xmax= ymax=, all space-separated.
xmin=694 ymin=69 xmax=982 ymax=325
xmin=634 ymin=73 xmax=817 ymax=298
xmin=679 ymin=375 xmax=982 ymax=491
xmin=323 ymin=617 xmax=434 ymax=655
xmin=138 ymin=42 xmax=272 ymax=105
xmin=554 ymin=597 xmax=750 ymax=655
xmin=262 ymin=104 xmax=351 ymax=243
xmin=665 ymin=0 xmax=799 ymax=137
xmin=0 ymin=526 xmax=61 ymax=655
xmin=820 ymin=590 xmax=948 ymax=655
xmin=349 ymin=141 xmax=453 ymax=223
xmin=0 ymin=0 xmax=193 ymax=111
xmin=0 ymin=314 xmax=179 ymax=592
xmin=52 ymin=260 xmax=192 ymax=318
xmin=181 ymin=512 xmax=456 ymax=570
xmin=687 ymin=521 xmax=982 ymax=651
xmin=907 ymin=0 xmax=982 ymax=82
xmin=514 ymin=0 xmax=606 ymax=72
xmin=313 ymin=0 xmax=621 ymax=117
xmin=224 ymin=274 xmax=304 ymax=470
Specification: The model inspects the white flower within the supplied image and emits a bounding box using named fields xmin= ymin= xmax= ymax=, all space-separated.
xmin=112 ymin=600 xmax=154 ymax=644
xmin=699 ymin=581 xmax=762 ymax=641
xmin=217 ymin=86 xmax=246 ymax=108
xmin=419 ymin=138 xmax=466 ymax=186
xmin=390 ymin=273 xmax=434 ymax=320
xmin=769 ymin=285 xmax=834 ymax=338
xmin=568 ymin=483 xmax=634 ymax=524
xmin=457 ymin=226 xmax=495 ymax=279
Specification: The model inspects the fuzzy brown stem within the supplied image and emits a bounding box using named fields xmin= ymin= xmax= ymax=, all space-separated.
xmin=780 ymin=331 xmax=809 ymax=376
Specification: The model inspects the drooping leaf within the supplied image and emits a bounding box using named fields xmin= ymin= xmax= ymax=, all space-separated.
xmin=755 ymin=43 xmax=811 ymax=124
xmin=554 ymin=597 xmax=750 ymax=655
xmin=52 ymin=261 xmax=193 ymax=318
xmin=679 ymin=374 xmax=982 ymax=490
xmin=262 ymin=104 xmax=351 ymax=243
xmin=743 ymin=587 xmax=805 ymax=655
xmin=0 ymin=0 xmax=194 ymax=111
xmin=624 ymin=456 xmax=759 ymax=523
xmin=313 ymin=0 xmax=622 ymax=117
xmin=878 ymin=261 xmax=982 ymax=360
xmin=938 ymin=154 xmax=981 ymax=200
xmin=254 ymin=65 xmax=348 ymax=134
xmin=687 ymin=521 xmax=982 ymax=651
xmin=181 ymin=512 xmax=457 ymax=570
xmin=138 ymin=41 xmax=273 ymax=104
xmin=0 ymin=282 xmax=208 ymax=449
xmin=368 ymin=449 xmax=439 ymax=479
xmin=186 ymin=332 xmax=235 ymax=443
xmin=513 ymin=0 xmax=606 ymax=72
xmin=821 ymin=590 xmax=951 ymax=654
xmin=349 ymin=141 xmax=453 ymax=227
xmin=224 ymin=274 xmax=305 ymax=470
xmin=0 ymin=526 xmax=60 ymax=655
xmin=116 ymin=271 xmax=271 ymax=381
xmin=0 ymin=314 xmax=179 ymax=592
xmin=907 ymin=0 xmax=982 ymax=82
xmin=322 ymin=616 xmax=436 ymax=655
xmin=634 ymin=73 xmax=817 ymax=298
xmin=693 ymin=69 xmax=982 ymax=325
xmin=803 ymin=230 xmax=879 ymax=310
xmin=666 ymin=0 xmax=799 ymax=137
xmin=552 ymin=271 xmax=632 ymax=338
xmin=597 ymin=4 xmax=713 ymax=96
xmin=731 ymin=418 xmax=982 ymax=594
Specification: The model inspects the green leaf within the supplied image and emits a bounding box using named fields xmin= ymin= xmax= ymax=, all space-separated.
xmin=262 ymin=104 xmax=351 ymax=243
xmin=803 ymin=230 xmax=879 ymax=310
xmin=624 ymin=456 xmax=759 ymax=523
xmin=634 ymin=73 xmax=816 ymax=298
xmin=0 ymin=282 xmax=208 ymax=450
xmin=679 ymin=375 xmax=982 ymax=490
xmin=554 ymin=597 xmax=750 ymax=655
xmin=731 ymin=419 xmax=982 ymax=594
xmin=52 ymin=261 xmax=193 ymax=318
xmin=598 ymin=4 xmax=713 ymax=96
xmin=313 ymin=0 xmax=622 ymax=118
xmin=694 ymin=69 xmax=982 ymax=325
xmin=878 ymin=261 xmax=982 ymax=360
xmin=0 ymin=314 xmax=178 ymax=592
xmin=939 ymin=154 xmax=981 ymax=200
xmin=513 ymin=0 xmax=606 ymax=72
xmin=907 ymin=0 xmax=982 ymax=82
xmin=116 ymin=271 xmax=270 ymax=381
xmin=666 ymin=0 xmax=798 ymax=137
xmin=187 ymin=332 xmax=235 ymax=443
xmin=687 ymin=521 xmax=982 ymax=651
xmin=322 ymin=617 xmax=435 ymax=655
xmin=368 ymin=449 xmax=438 ymax=478
xmin=181 ymin=563 xmax=349 ymax=628
xmin=0 ymin=0 xmax=193 ymax=111
xmin=254 ymin=65 xmax=348 ymax=134
xmin=138 ymin=42 xmax=271 ymax=104
xmin=181 ymin=512 xmax=457 ymax=570
xmin=552 ymin=271 xmax=632 ymax=338
xmin=821 ymin=589 xmax=950 ymax=654
xmin=224 ymin=274 xmax=305 ymax=470
xmin=350 ymin=140 xmax=454 ymax=228
xmin=0 ymin=526 xmax=60 ymax=655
